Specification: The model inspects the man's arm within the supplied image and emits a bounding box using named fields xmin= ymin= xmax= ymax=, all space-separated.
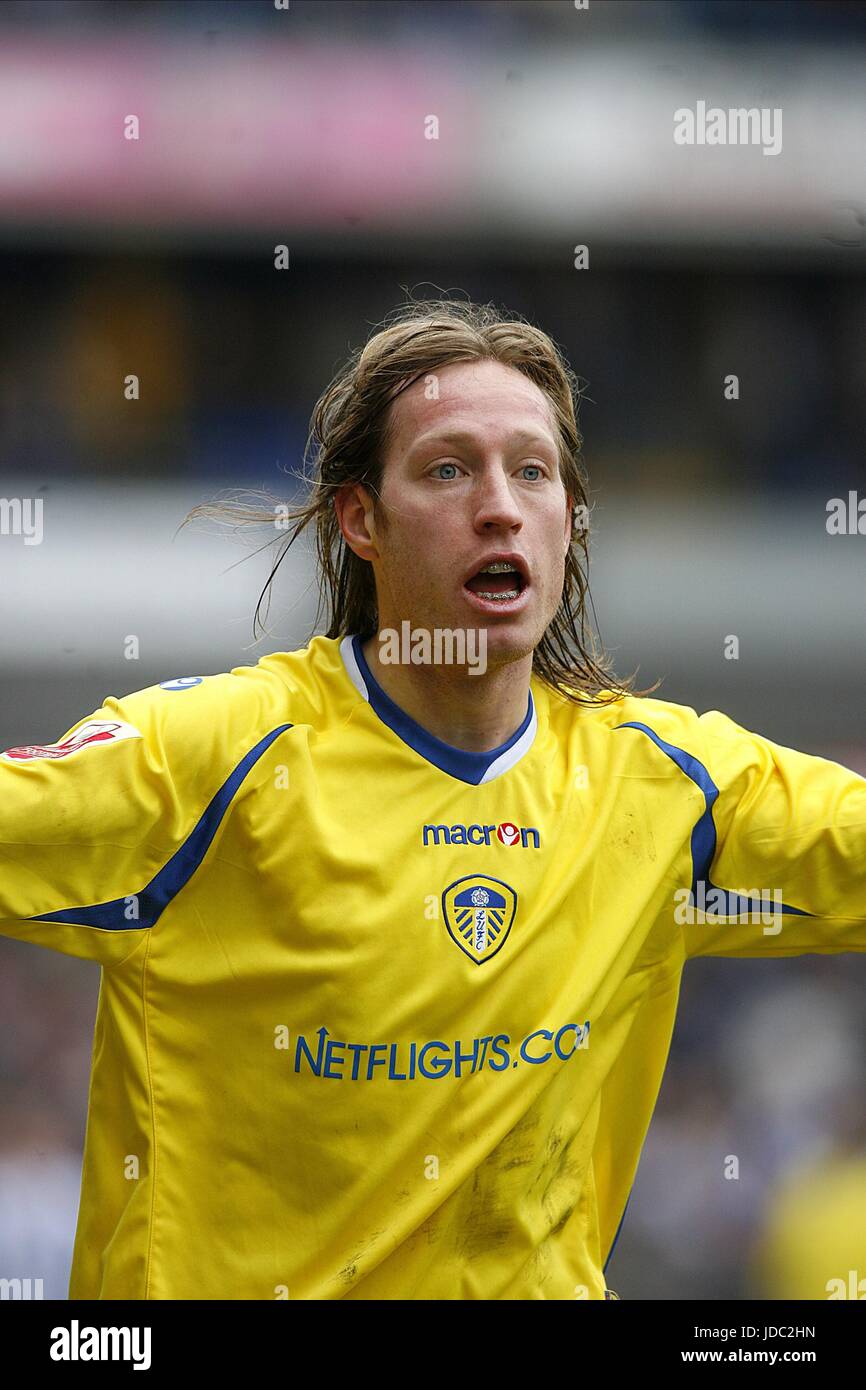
xmin=0 ymin=689 xmax=195 ymax=965
xmin=680 ymin=709 xmax=866 ymax=959
xmin=1 ymin=665 xmax=294 ymax=966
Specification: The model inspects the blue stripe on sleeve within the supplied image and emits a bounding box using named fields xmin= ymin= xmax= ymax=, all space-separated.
xmin=31 ymin=723 xmax=293 ymax=933
xmin=614 ymin=720 xmax=811 ymax=917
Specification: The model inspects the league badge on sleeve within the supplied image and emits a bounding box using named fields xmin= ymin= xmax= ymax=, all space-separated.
xmin=442 ymin=874 xmax=517 ymax=965
xmin=1 ymin=720 xmax=143 ymax=761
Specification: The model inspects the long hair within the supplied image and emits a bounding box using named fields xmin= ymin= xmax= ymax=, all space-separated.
xmin=183 ymin=296 xmax=657 ymax=706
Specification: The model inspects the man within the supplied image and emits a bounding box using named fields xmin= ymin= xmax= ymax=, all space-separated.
xmin=1 ymin=299 xmax=864 ymax=1300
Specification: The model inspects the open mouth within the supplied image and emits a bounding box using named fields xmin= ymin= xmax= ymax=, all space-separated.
xmin=463 ymin=559 xmax=528 ymax=603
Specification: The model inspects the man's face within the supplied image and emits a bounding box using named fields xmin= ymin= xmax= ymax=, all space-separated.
xmin=340 ymin=358 xmax=573 ymax=668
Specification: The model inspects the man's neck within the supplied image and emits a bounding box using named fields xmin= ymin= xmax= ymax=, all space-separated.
xmin=360 ymin=633 xmax=533 ymax=753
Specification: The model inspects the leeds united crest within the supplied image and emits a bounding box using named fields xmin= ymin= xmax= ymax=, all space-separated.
xmin=442 ymin=875 xmax=517 ymax=965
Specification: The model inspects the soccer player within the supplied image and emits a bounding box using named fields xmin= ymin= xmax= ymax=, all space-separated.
xmin=1 ymin=299 xmax=864 ymax=1300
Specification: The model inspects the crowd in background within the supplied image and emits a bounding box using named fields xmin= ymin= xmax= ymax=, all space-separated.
xmin=3 ymin=256 xmax=865 ymax=497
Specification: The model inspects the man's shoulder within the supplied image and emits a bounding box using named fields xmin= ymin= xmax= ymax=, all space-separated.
xmin=105 ymin=635 xmax=350 ymax=758
xmin=540 ymin=680 xmax=704 ymax=743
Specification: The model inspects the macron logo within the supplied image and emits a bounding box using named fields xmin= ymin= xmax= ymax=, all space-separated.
xmin=423 ymin=821 xmax=540 ymax=849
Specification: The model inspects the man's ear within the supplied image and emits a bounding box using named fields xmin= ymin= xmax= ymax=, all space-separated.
xmin=334 ymin=482 xmax=380 ymax=563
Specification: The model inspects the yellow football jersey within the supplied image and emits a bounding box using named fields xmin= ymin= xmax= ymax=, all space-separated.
xmin=1 ymin=634 xmax=864 ymax=1299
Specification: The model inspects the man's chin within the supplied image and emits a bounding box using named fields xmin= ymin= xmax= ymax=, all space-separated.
xmin=377 ymin=607 xmax=542 ymax=673
xmin=486 ymin=636 xmax=537 ymax=664
xmin=473 ymin=620 xmax=540 ymax=670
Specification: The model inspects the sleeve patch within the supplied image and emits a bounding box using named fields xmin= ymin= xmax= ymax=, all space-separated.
xmin=1 ymin=720 xmax=143 ymax=761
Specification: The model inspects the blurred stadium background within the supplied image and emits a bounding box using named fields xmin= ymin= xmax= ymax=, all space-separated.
xmin=1 ymin=0 xmax=865 ymax=1301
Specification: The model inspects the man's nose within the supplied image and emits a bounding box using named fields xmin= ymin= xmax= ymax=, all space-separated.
xmin=473 ymin=467 xmax=523 ymax=529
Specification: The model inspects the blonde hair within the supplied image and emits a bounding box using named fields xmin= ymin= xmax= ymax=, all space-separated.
xmin=184 ymin=296 xmax=656 ymax=706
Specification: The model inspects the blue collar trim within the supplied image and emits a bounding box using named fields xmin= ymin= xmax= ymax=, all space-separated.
xmin=344 ymin=634 xmax=536 ymax=786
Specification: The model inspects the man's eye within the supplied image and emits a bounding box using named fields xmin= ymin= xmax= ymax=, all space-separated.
xmin=432 ymin=462 xmax=460 ymax=480
xmin=521 ymin=463 xmax=545 ymax=480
